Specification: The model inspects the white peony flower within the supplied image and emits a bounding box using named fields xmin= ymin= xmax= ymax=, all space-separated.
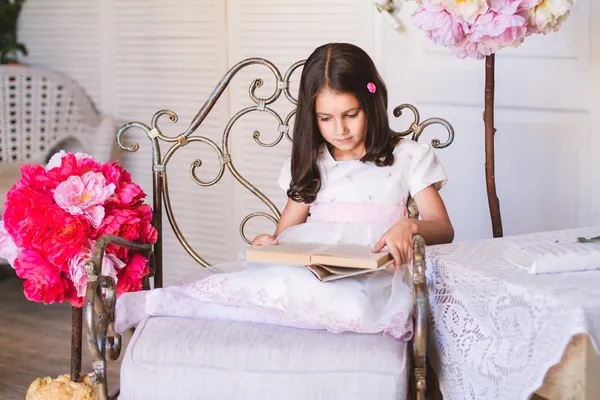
xmin=433 ymin=0 xmax=490 ymax=24
xmin=529 ymin=0 xmax=576 ymax=34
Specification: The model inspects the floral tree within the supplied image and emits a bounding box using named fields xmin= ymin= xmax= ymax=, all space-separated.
xmin=377 ymin=0 xmax=577 ymax=237
xmin=0 ymin=151 xmax=156 ymax=388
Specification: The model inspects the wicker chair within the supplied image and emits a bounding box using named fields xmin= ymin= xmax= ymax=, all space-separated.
xmin=0 ymin=65 xmax=120 ymax=219
xmin=83 ymin=58 xmax=454 ymax=400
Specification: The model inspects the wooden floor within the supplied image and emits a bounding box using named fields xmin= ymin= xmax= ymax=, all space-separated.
xmin=0 ymin=268 xmax=127 ymax=400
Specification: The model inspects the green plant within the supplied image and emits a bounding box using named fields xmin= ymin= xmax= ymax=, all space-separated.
xmin=0 ymin=0 xmax=28 ymax=64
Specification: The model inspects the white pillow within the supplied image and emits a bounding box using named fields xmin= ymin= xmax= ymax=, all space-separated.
xmin=184 ymin=261 xmax=414 ymax=340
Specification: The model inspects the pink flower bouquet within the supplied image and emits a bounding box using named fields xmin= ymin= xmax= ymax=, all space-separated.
xmin=411 ymin=0 xmax=577 ymax=59
xmin=0 ymin=151 xmax=157 ymax=307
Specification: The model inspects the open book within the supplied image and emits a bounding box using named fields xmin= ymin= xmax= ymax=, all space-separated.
xmin=245 ymin=242 xmax=393 ymax=281
xmin=305 ymin=261 xmax=394 ymax=282
xmin=246 ymin=242 xmax=391 ymax=269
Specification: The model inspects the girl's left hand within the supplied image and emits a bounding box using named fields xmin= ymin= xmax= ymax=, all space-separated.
xmin=372 ymin=219 xmax=418 ymax=268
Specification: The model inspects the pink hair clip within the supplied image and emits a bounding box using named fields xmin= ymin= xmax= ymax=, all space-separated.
xmin=367 ymin=82 xmax=377 ymax=94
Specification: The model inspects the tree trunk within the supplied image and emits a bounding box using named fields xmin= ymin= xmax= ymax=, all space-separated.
xmin=484 ymin=54 xmax=504 ymax=238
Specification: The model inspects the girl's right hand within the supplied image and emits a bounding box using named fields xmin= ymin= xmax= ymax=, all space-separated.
xmin=251 ymin=234 xmax=279 ymax=248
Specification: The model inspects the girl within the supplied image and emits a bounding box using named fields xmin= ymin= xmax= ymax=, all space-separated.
xmin=251 ymin=42 xmax=454 ymax=267
xmin=117 ymin=43 xmax=454 ymax=340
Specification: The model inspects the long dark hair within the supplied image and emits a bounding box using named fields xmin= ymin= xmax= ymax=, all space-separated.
xmin=287 ymin=42 xmax=398 ymax=203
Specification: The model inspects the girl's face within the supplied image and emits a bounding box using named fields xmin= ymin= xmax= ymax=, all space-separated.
xmin=315 ymin=88 xmax=366 ymax=160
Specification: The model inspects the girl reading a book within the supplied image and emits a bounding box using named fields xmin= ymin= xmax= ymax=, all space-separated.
xmin=117 ymin=43 xmax=454 ymax=340
xmin=252 ymin=42 xmax=454 ymax=267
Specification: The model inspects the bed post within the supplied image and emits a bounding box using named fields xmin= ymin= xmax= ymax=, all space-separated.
xmin=411 ymin=234 xmax=428 ymax=400
xmin=151 ymin=153 xmax=164 ymax=289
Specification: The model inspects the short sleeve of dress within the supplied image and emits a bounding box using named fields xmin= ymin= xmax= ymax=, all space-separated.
xmin=408 ymin=143 xmax=447 ymax=197
xmin=277 ymin=157 xmax=292 ymax=192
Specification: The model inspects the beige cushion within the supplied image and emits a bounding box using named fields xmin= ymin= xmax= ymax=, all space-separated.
xmin=120 ymin=317 xmax=409 ymax=400
xmin=0 ymin=163 xmax=24 ymax=217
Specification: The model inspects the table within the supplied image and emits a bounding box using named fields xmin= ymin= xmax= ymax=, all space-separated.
xmin=425 ymin=227 xmax=600 ymax=400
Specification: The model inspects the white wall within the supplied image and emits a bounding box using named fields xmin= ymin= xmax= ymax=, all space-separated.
xmin=375 ymin=0 xmax=600 ymax=242
xmin=17 ymin=0 xmax=600 ymax=284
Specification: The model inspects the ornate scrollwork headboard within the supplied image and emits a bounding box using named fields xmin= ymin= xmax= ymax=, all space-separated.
xmin=116 ymin=57 xmax=454 ymax=286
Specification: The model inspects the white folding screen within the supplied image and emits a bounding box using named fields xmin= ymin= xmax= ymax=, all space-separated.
xmin=18 ymin=0 xmax=374 ymax=285
xmin=19 ymin=0 xmax=599 ymax=282
xmin=225 ymin=0 xmax=375 ymax=256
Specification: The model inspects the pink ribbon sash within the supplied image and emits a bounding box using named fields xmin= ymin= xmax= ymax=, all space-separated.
xmin=309 ymin=202 xmax=407 ymax=225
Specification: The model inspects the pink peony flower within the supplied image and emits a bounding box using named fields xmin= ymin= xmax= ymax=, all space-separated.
xmin=135 ymin=204 xmax=158 ymax=243
xmin=3 ymin=186 xmax=53 ymax=248
xmin=100 ymin=162 xmax=145 ymax=206
xmin=95 ymin=206 xmax=154 ymax=239
xmin=469 ymin=11 xmax=529 ymax=55
xmin=116 ymin=253 xmax=150 ymax=297
xmin=46 ymin=153 xmax=102 ymax=184
xmin=65 ymin=285 xmax=84 ymax=307
xmin=412 ymin=3 xmax=469 ymax=46
xmin=0 ymin=222 xmax=19 ymax=267
xmin=449 ymin=39 xmax=486 ymax=59
xmin=94 ymin=208 xmax=141 ymax=241
xmin=412 ymin=0 xmax=573 ymax=58
xmin=490 ymin=0 xmax=541 ymax=14
xmin=46 ymin=150 xmax=94 ymax=171
xmin=141 ymin=219 xmax=158 ymax=244
xmin=136 ymin=204 xmax=153 ymax=223
xmin=54 ymin=171 xmax=116 ymax=228
xmin=14 ymin=249 xmax=71 ymax=304
xmin=69 ymin=239 xmax=125 ymax=299
xmin=93 ymin=205 xmax=156 ymax=259
xmin=39 ymin=206 xmax=90 ymax=268
xmin=19 ymin=164 xmax=60 ymax=192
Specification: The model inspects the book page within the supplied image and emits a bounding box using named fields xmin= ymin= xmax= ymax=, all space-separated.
xmin=311 ymin=244 xmax=391 ymax=269
xmin=250 ymin=242 xmax=327 ymax=255
xmin=307 ymin=261 xmax=393 ymax=282
xmin=305 ymin=265 xmax=332 ymax=281
xmin=309 ymin=243 xmax=384 ymax=260
xmin=245 ymin=242 xmax=328 ymax=266
xmin=319 ymin=260 xmax=394 ymax=275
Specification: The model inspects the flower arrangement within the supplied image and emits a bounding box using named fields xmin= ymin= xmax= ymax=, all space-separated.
xmin=0 ymin=151 xmax=157 ymax=307
xmin=373 ymin=0 xmax=578 ymax=238
xmin=411 ymin=0 xmax=577 ymax=59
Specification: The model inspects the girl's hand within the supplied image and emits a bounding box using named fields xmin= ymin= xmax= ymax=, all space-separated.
xmin=251 ymin=234 xmax=279 ymax=248
xmin=372 ymin=219 xmax=418 ymax=268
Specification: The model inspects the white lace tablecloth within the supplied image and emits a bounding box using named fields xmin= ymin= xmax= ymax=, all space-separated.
xmin=426 ymin=227 xmax=600 ymax=400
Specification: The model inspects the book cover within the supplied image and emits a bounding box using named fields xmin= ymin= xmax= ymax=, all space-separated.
xmin=245 ymin=242 xmax=391 ymax=270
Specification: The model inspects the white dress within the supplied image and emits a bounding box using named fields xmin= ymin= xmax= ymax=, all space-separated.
xmin=115 ymin=139 xmax=447 ymax=340
xmin=277 ymin=139 xmax=447 ymax=246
